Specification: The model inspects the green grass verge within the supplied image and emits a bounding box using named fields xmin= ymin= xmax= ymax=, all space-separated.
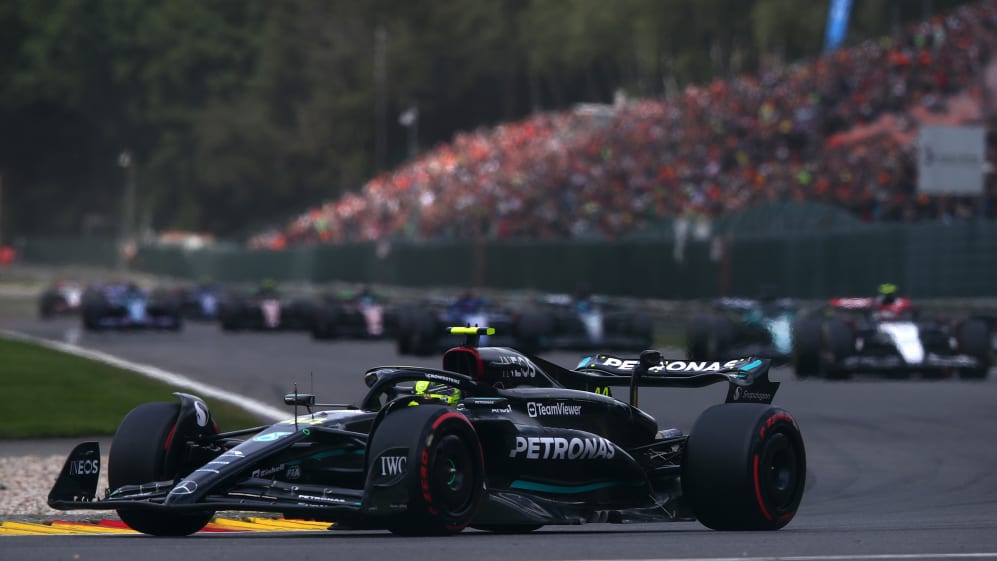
xmin=0 ymin=337 xmax=265 ymax=438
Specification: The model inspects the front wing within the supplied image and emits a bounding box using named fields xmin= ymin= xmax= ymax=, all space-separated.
xmin=48 ymin=442 xmax=368 ymax=521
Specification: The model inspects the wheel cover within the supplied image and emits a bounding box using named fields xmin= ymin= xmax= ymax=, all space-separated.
xmin=758 ymin=431 xmax=802 ymax=512
xmin=431 ymin=434 xmax=474 ymax=515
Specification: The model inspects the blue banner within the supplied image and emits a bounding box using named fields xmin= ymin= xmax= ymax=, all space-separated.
xmin=824 ymin=0 xmax=853 ymax=53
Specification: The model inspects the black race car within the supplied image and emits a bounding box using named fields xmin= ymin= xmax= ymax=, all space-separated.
xmin=687 ymin=298 xmax=797 ymax=364
xmin=516 ymin=293 xmax=655 ymax=353
xmin=217 ymin=283 xmax=312 ymax=332
xmin=310 ymin=289 xmax=398 ymax=341
xmin=48 ymin=327 xmax=805 ymax=536
xmin=394 ymin=293 xmax=524 ymax=355
xmin=38 ymin=280 xmax=84 ymax=319
xmin=80 ymin=283 xmax=183 ymax=331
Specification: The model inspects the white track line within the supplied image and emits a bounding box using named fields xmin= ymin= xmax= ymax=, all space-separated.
xmin=585 ymin=554 xmax=997 ymax=561
xmin=1 ymin=329 xmax=287 ymax=421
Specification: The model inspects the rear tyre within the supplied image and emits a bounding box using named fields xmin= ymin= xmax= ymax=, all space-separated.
xmin=81 ymin=304 xmax=105 ymax=331
xmin=694 ymin=316 xmax=735 ymax=359
xmin=409 ymin=310 xmax=439 ymax=356
xmin=682 ymin=404 xmax=806 ymax=531
xmin=219 ymin=306 xmax=243 ymax=332
xmin=819 ymin=319 xmax=853 ymax=380
xmin=367 ymin=405 xmax=484 ymax=536
xmin=957 ymin=319 xmax=991 ymax=379
xmin=39 ymin=295 xmax=57 ymax=319
xmin=515 ymin=310 xmax=552 ymax=354
xmin=311 ymin=309 xmax=338 ymax=340
xmin=395 ymin=309 xmax=413 ymax=354
xmin=688 ymin=314 xmax=733 ymax=360
xmin=791 ymin=318 xmax=821 ymax=378
xmin=109 ymin=402 xmax=214 ymax=536
xmin=626 ymin=313 xmax=654 ymax=349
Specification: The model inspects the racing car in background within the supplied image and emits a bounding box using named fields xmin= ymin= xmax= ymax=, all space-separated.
xmin=971 ymin=311 xmax=997 ymax=352
xmin=310 ymin=287 xmax=398 ymax=341
xmin=792 ymin=296 xmax=991 ymax=379
xmin=515 ymin=293 xmax=654 ymax=353
xmin=396 ymin=292 xmax=653 ymax=356
xmin=80 ymin=283 xmax=183 ymax=331
xmin=48 ymin=327 xmax=805 ymax=536
xmin=38 ymin=280 xmax=84 ymax=319
xmin=394 ymin=292 xmax=522 ymax=355
xmin=687 ymin=298 xmax=797 ymax=364
xmin=176 ymin=280 xmax=224 ymax=321
xmin=217 ymin=281 xmax=312 ymax=332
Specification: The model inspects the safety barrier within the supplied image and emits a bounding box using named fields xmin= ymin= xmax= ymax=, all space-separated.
xmin=14 ymin=213 xmax=997 ymax=299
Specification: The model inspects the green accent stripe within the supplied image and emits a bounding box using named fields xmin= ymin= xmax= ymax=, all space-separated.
xmin=740 ymin=359 xmax=763 ymax=371
xmin=288 ymin=448 xmax=365 ymax=465
xmin=509 ymin=479 xmax=641 ymax=494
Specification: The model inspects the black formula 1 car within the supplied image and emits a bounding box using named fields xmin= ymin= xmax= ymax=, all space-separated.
xmin=38 ymin=280 xmax=84 ymax=319
xmin=516 ymin=294 xmax=654 ymax=353
xmin=687 ymin=298 xmax=797 ymax=364
xmin=217 ymin=284 xmax=312 ymax=332
xmin=394 ymin=294 xmax=524 ymax=355
xmin=310 ymin=289 xmax=398 ymax=341
xmin=792 ymin=297 xmax=991 ymax=379
xmin=395 ymin=293 xmax=653 ymax=356
xmin=48 ymin=327 xmax=805 ymax=536
xmin=80 ymin=283 xmax=183 ymax=331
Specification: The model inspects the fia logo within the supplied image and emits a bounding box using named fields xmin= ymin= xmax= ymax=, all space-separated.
xmin=380 ymin=455 xmax=407 ymax=476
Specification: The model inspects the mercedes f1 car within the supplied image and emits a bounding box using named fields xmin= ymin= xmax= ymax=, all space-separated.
xmin=792 ymin=297 xmax=991 ymax=379
xmin=515 ymin=293 xmax=654 ymax=353
xmin=48 ymin=327 xmax=806 ymax=536
xmin=687 ymin=298 xmax=797 ymax=364
xmin=80 ymin=283 xmax=183 ymax=331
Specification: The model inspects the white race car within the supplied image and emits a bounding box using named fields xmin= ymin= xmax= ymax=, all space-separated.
xmin=792 ymin=297 xmax=990 ymax=379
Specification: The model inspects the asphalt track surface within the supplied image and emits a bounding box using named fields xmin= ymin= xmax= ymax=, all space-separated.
xmin=3 ymin=313 xmax=997 ymax=561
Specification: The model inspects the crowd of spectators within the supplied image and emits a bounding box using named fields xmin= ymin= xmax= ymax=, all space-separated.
xmin=250 ymin=0 xmax=997 ymax=249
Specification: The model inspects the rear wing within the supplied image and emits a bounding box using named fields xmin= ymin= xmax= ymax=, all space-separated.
xmin=531 ymin=352 xmax=780 ymax=406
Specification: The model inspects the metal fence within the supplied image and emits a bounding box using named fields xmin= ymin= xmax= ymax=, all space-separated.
xmin=13 ymin=206 xmax=997 ymax=299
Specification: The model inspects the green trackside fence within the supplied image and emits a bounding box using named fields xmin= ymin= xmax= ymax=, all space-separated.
xmin=14 ymin=237 xmax=120 ymax=269
xmin=13 ymin=205 xmax=997 ymax=298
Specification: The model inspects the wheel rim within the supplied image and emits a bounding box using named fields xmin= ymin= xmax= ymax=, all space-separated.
xmin=431 ymin=434 xmax=474 ymax=515
xmin=759 ymin=431 xmax=801 ymax=511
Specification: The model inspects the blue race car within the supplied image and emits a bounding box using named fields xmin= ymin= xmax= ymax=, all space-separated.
xmin=81 ymin=283 xmax=183 ymax=331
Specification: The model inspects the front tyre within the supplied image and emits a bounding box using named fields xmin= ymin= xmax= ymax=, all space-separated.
xmin=682 ymin=403 xmax=806 ymax=531
xmin=366 ymin=405 xmax=484 ymax=536
xmin=108 ymin=402 xmax=215 ymax=536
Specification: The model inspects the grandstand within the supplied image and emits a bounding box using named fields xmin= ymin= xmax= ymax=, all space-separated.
xmin=250 ymin=0 xmax=997 ymax=249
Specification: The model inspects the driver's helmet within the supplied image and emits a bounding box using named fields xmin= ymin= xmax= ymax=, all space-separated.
xmin=877 ymin=283 xmax=898 ymax=306
xmin=408 ymin=380 xmax=461 ymax=406
xmin=256 ymin=278 xmax=279 ymax=297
